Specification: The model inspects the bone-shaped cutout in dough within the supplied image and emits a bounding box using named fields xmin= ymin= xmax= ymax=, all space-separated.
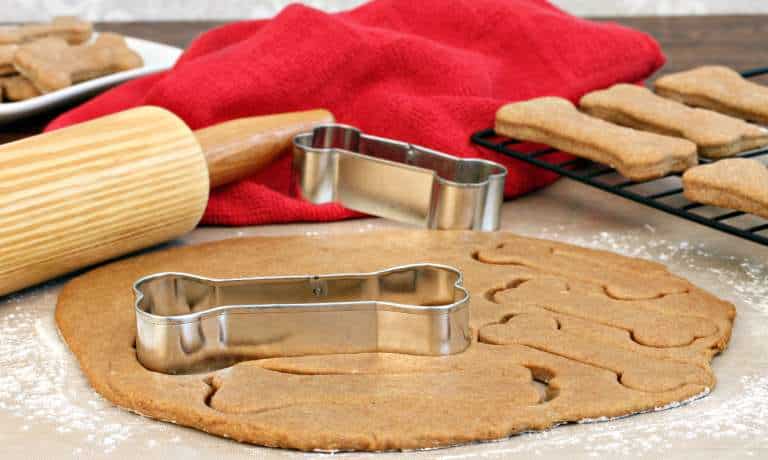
xmin=475 ymin=239 xmax=691 ymax=300
xmin=489 ymin=277 xmax=717 ymax=348
xmin=478 ymin=312 xmax=713 ymax=392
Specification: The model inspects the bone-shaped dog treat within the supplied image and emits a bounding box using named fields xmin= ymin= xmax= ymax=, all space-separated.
xmin=14 ymin=33 xmax=143 ymax=93
xmin=655 ymin=66 xmax=768 ymax=125
xmin=0 ymin=44 xmax=17 ymax=76
xmin=0 ymin=16 xmax=92 ymax=45
xmin=495 ymin=96 xmax=698 ymax=181
xmin=580 ymin=84 xmax=768 ymax=158
xmin=1 ymin=75 xmax=40 ymax=101
xmin=683 ymin=158 xmax=768 ymax=219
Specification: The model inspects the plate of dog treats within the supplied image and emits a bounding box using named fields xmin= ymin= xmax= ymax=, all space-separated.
xmin=0 ymin=16 xmax=182 ymax=123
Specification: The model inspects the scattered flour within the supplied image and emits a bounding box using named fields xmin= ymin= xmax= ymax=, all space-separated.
xmin=0 ymin=286 xmax=167 ymax=456
xmin=0 ymin=226 xmax=766 ymax=458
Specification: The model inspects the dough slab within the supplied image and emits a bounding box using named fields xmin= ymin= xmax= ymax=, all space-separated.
xmin=55 ymin=231 xmax=734 ymax=452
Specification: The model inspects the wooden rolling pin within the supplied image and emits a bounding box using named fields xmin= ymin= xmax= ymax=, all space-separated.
xmin=0 ymin=106 xmax=333 ymax=296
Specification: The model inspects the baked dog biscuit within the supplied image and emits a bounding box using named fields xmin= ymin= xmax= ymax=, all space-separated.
xmin=1 ymin=75 xmax=41 ymax=101
xmin=495 ymin=97 xmax=698 ymax=181
xmin=14 ymin=34 xmax=143 ymax=93
xmin=655 ymin=66 xmax=768 ymax=125
xmin=683 ymin=158 xmax=768 ymax=219
xmin=0 ymin=16 xmax=92 ymax=45
xmin=580 ymin=84 xmax=768 ymax=158
xmin=0 ymin=44 xmax=17 ymax=76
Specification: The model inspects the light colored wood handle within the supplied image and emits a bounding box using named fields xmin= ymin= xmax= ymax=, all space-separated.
xmin=0 ymin=106 xmax=209 ymax=296
xmin=195 ymin=109 xmax=334 ymax=189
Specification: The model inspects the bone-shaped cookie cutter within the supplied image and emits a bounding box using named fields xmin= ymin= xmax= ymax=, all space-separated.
xmin=134 ymin=264 xmax=471 ymax=374
xmin=293 ymin=124 xmax=507 ymax=231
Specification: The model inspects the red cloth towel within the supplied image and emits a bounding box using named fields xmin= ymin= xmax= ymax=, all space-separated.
xmin=46 ymin=0 xmax=664 ymax=226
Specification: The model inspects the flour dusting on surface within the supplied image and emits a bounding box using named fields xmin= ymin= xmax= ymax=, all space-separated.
xmin=1 ymin=226 xmax=766 ymax=459
xmin=0 ymin=286 xmax=168 ymax=456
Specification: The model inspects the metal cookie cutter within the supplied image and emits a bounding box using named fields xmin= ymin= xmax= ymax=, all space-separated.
xmin=293 ymin=124 xmax=507 ymax=231
xmin=134 ymin=264 xmax=471 ymax=374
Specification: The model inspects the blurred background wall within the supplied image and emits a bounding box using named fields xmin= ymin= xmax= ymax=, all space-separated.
xmin=4 ymin=0 xmax=767 ymax=22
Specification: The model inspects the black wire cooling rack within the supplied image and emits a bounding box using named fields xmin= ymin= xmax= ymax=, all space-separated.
xmin=471 ymin=67 xmax=768 ymax=247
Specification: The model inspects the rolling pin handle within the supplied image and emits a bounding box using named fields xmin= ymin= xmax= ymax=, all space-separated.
xmin=193 ymin=109 xmax=335 ymax=189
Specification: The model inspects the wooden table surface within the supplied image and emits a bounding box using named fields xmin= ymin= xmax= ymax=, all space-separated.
xmin=1 ymin=15 xmax=767 ymax=144
xmin=1 ymin=15 xmax=767 ymax=460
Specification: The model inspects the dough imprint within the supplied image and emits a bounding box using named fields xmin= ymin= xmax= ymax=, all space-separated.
xmin=55 ymin=231 xmax=735 ymax=452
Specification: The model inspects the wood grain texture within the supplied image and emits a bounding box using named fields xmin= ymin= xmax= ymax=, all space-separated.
xmin=196 ymin=109 xmax=334 ymax=188
xmin=0 ymin=106 xmax=209 ymax=296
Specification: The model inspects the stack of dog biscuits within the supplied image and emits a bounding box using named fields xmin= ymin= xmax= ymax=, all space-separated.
xmin=0 ymin=17 xmax=143 ymax=102
xmin=580 ymin=83 xmax=768 ymax=158
xmin=0 ymin=16 xmax=92 ymax=45
xmin=495 ymin=65 xmax=768 ymax=218
xmin=653 ymin=67 xmax=768 ymax=216
xmin=495 ymin=96 xmax=698 ymax=181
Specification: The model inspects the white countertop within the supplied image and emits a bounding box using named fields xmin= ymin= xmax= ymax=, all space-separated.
xmin=2 ymin=178 xmax=767 ymax=459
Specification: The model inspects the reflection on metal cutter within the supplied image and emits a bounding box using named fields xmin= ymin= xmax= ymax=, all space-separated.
xmin=293 ymin=124 xmax=507 ymax=231
xmin=134 ymin=264 xmax=471 ymax=374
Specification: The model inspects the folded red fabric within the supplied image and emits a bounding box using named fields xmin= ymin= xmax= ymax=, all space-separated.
xmin=46 ymin=0 xmax=664 ymax=226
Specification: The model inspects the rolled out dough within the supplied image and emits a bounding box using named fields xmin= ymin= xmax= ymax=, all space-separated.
xmin=55 ymin=231 xmax=735 ymax=451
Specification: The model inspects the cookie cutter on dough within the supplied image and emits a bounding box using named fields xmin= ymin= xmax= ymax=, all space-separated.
xmin=293 ymin=124 xmax=507 ymax=231
xmin=134 ymin=264 xmax=471 ymax=374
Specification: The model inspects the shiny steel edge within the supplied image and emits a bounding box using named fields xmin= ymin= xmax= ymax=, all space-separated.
xmin=133 ymin=263 xmax=469 ymax=325
xmin=133 ymin=263 xmax=471 ymax=373
xmin=292 ymin=124 xmax=507 ymax=231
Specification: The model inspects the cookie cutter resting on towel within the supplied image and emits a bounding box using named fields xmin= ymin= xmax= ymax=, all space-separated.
xmin=293 ymin=124 xmax=507 ymax=231
xmin=134 ymin=264 xmax=471 ymax=374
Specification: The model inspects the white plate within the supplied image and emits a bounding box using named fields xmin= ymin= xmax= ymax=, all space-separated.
xmin=0 ymin=35 xmax=182 ymax=124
